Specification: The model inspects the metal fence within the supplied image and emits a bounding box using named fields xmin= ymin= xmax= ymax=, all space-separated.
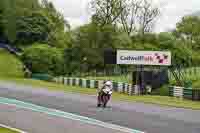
xmin=168 ymin=67 xmax=200 ymax=82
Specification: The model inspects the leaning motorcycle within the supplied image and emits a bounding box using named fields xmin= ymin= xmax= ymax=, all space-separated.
xmin=97 ymin=87 xmax=112 ymax=108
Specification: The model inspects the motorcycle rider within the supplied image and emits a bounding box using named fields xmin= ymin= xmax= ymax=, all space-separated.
xmin=97 ymin=80 xmax=113 ymax=107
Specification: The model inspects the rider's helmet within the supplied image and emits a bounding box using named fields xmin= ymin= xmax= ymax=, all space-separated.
xmin=105 ymin=81 xmax=112 ymax=86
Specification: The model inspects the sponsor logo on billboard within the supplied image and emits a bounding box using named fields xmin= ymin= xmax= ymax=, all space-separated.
xmin=117 ymin=50 xmax=171 ymax=66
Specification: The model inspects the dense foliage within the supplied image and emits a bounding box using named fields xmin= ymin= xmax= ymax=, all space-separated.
xmin=21 ymin=44 xmax=64 ymax=76
xmin=0 ymin=0 xmax=71 ymax=48
xmin=1 ymin=0 xmax=200 ymax=76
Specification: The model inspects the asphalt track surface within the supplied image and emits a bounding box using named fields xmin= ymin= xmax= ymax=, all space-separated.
xmin=0 ymin=81 xmax=200 ymax=133
xmin=0 ymin=103 xmax=128 ymax=133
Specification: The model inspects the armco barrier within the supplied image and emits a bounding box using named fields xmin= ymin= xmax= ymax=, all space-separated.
xmin=54 ymin=77 xmax=135 ymax=96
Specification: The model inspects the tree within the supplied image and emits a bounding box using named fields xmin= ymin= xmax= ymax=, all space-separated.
xmin=120 ymin=0 xmax=141 ymax=36
xmin=90 ymin=0 xmax=124 ymax=27
xmin=90 ymin=0 xmax=160 ymax=35
xmin=0 ymin=0 xmax=41 ymax=43
xmin=171 ymin=40 xmax=192 ymax=67
xmin=0 ymin=3 xmax=5 ymax=41
xmin=16 ymin=11 xmax=51 ymax=45
xmin=175 ymin=16 xmax=200 ymax=49
xmin=42 ymin=0 xmax=71 ymax=48
xmin=137 ymin=0 xmax=160 ymax=35
xmin=21 ymin=44 xmax=65 ymax=76
xmin=73 ymin=23 xmax=119 ymax=48
xmin=70 ymin=23 xmax=133 ymax=74
xmin=1 ymin=0 xmax=17 ymax=43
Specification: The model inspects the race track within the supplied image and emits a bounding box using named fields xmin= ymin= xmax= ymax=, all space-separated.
xmin=0 ymin=81 xmax=200 ymax=133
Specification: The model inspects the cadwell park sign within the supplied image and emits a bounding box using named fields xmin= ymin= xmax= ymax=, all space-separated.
xmin=117 ymin=50 xmax=171 ymax=66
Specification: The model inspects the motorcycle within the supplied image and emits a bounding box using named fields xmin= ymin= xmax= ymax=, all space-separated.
xmin=97 ymin=86 xmax=112 ymax=108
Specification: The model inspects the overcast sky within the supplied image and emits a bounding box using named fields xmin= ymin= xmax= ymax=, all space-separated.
xmin=49 ymin=0 xmax=200 ymax=32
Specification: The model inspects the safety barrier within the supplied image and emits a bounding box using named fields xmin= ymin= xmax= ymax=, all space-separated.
xmin=169 ymin=86 xmax=200 ymax=101
xmin=54 ymin=77 xmax=138 ymax=96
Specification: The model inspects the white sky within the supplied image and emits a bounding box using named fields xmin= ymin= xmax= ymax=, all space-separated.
xmin=49 ymin=0 xmax=200 ymax=32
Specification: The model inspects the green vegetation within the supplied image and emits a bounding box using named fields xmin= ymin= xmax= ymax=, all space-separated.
xmin=0 ymin=127 xmax=19 ymax=133
xmin=1 ymin=77 xmax=200 ymax=110
xmin=0 ymin=0 xmax=71 ymax=47
xmin=21 ymin=44 xmax=64 ymax=76
xmin=169 ymin=67 xmax=200 ymax=88
xmin=0 ymin=49 xmax=24 ymax=78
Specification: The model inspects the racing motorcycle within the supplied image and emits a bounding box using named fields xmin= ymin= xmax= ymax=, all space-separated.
xmin=97 ymin=81 xmax=112 ymax=108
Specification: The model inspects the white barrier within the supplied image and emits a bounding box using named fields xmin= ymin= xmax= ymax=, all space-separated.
xmin=69 ymin=78 xmax=73 ymax=86
xmin=90 ymin=80 xmax=95 ymax=88
xmin=124 ymin=83 xmax=128 ymax=94
xmin=82 ymin=79 xmax=87 ymax=88
xmin=76 ymin=78 xmax=79 ymax=86
xmin=54 ymin=77 xmax=136 ymax=96
xmin=128 ymin=84 xmax=133 ymax=95
xmin=64 ymin=77 xmax=68 ymax=85
xmin=118 ymin=82 xmax=123 ymax=93
xmin=173 ymin=86 xmax=183 ymax=98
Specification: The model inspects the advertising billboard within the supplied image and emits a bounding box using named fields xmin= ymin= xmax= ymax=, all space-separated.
xmin=117 ymin=50 xmax=171 ymax=66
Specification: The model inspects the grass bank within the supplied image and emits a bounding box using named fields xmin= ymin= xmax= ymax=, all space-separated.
xmin=0 ymin=127 xmax=19 ymax=133
xmin=0 ymin=49 xmax=24 ymax=78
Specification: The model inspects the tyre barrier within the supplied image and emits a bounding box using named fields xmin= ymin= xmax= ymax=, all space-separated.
xmin=169 ymin=86 xmax=200 ymax=101
xmin=54 ymin=77 xmax=135 ymax=96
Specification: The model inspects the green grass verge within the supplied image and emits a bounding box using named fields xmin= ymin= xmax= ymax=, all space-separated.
xmin=0 ymin=77 xmax=96 ymax=95
xmin=0 ymin=49 xmax=24 ymax=78
xmin=0 ymin=127 xmax=19 ymax=133
xmin=1 ymin=77 xmax=200 ymax=110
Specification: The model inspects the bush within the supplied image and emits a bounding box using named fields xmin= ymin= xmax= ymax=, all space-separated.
xmin=151 ymin=85 xmax=169 ymax=96
xmin=21 ymin=44 xmax=64 ymax=76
